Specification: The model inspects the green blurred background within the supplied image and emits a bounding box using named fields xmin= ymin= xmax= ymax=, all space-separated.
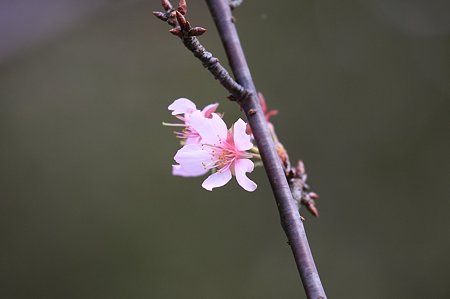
xmin=1 ymin=0 xmax=449 ymax=298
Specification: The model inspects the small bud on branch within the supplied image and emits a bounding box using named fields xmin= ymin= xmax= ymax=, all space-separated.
xmin=189 ymin=27 xmax=207 ymax=37
xmin=177 ymin=0 xmax=187 ymax=15
xmin=175 ymin=11 xmax=190 ymax=31
xmin=156 ymin=0 xmax=326 ymax=297
xmin=152 ymin=11 xmax=168 ymax=21
xmin=161 ymin=0 xmax=172 ymax=11
xmin=153 ymin=0 xmax=248 ymax=100
xmin=169 ymin=27 xmax=182 ymax=37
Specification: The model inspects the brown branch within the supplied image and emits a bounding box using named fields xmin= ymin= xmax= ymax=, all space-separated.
xmin=153 ymin=1 xmax=247 ymax=100
xmin=155 ymin=2 xmax=320 ymax=217
xmin=154 ymin=0 xmax=325 ymax=298
xmin=204 ymin=1 xmax=326 ymax=298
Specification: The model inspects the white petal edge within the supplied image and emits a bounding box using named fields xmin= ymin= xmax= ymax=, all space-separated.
xmin=234 ymin=159 xmax=257 ymax=192
xmin=233 ymin=119 xmax=253 ymax=151
xmin=168 ymin=98 xmax=197 ymax=115
xmin=201 ymin=103 xmax=219 ymax=118
xmin=202 ymin=169 xmax=232 ymax=191
xmin=190 ymin=111 xmax=228 ymax=145
xmin=172 ymin=164 xmax=208 ymax=177
xmin=173 ymin=144 xmax=211 ymax=174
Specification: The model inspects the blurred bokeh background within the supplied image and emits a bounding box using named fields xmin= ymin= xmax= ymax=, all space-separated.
xmin=1 ymin=0 xmax=449 ymax=298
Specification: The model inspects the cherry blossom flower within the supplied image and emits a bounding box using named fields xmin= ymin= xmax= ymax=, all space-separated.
xmin=165 ymin=98 xmax=219 ymax=177
xmin=173 ymin=110 xmax=257 ymax=192
xmin=164 ymin=98 xmax=219 ymax=145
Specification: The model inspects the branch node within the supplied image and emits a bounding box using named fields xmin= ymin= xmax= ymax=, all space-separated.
xmin=227 ymin=94 xmax=237 ymax=101
xmin=154 ymin=1 xmax=247 ymax=101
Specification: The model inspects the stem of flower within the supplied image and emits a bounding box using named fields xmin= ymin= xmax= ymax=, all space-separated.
xmin=205 ymin=1 xmax=327 ymax=298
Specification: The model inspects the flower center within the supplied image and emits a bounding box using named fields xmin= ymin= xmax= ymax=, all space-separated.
xmin=201 ymin=139 xmax=251 ymax=172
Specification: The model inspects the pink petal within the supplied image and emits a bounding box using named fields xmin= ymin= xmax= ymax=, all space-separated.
xmin=201 ymin=103 xmax=219 ymax=118
xmin=185 ymin=135 xmax=201 ymax=145
xmin=233 ymin=119 xmax=253 ymax=151
xmin=190 ymin=111 xmax=228 ymax=145
xmin=173 ymin=144 xmax=211 ymax=174
xmin=172 ymin=164 xmax=208 ymax=177
xmin=168 ymin=98 xmax=197 ymax=115
xmin=265 ymin=109 xmax=278 ymax=121
xmin=201 ymin=169 xmax=232 ymax=191
xmin=233 ymin=159 xmax=257 ymax=192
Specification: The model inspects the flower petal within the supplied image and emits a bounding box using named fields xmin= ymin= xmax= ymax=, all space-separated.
xmin=233 ymin=119 xmax=253 ymax=151
xmin=234 ymin=158 xmax=257 ymax=192
xmin=185 ymin=135 xmax=201 ymax=145
xmin=201 ymin=103 xmax=219 ymax=118
xmin=172 ymin=164 xmax=208 ymax=177
xmin=168 ymin=98 xmax=197 ymax=115
xmin=173 ymin=144 xmax=211 ymax=174
xmin=201 ymin=169 xmax=232 ymax=191
xmin=190 ymin=111 xmax=228 ymax=145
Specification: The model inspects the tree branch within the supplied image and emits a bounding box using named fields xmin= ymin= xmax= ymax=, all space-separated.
xmin=155 ymin=0 xmax=325 ymax=297
xmin=204 ymin=1 xmax=326 ymax=298
xmin=153 ymin=3 xmax=248 ymax=100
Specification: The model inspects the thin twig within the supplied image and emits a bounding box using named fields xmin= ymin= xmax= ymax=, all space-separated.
xmin=153 ymin=1 xmax=248 ymax=100
xmin=181 ymin=37 xmax=247 ymax=99
xmin=204 ymin=1 xmax=327 ymax=298
xmin=154 ymin=0 xmax=325 ymax=297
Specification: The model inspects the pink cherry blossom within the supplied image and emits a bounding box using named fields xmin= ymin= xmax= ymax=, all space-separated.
xmin=173 ymin=111 xmax=257 ymax=192
xmin=165 ymin=98 xmax=219 ymax=145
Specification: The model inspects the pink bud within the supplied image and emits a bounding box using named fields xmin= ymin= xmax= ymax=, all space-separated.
xmin=169 ymin=28 xmax=182 ymax=37
xmin=189 ymin=27 xmax=207 ymax=37
xmin=178 ymin=0 xmax=187 ymax=15
xmin=153 ymin=11 xmax=168 ymax=21
xmin=161 ymin=0 xmax=172 ymax=11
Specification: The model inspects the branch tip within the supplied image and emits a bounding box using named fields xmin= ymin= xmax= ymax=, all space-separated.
xmin=307 ymin=203 xmax=319 ymax=217
xmin=309 ymin=192 xmax=319 ymax=200
xmin=175 ymin=11 xmax=190 ymax=31
xmin=153 ymin=11 xmax=168 ymax=21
